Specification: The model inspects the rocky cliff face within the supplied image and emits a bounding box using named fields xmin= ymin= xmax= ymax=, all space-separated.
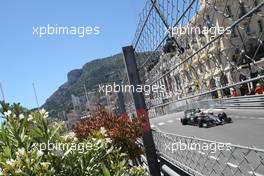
xmin=67 ymin=69 xmax=82 ymax=85
xmin=43 ymin=53 xmax=125 ymax=117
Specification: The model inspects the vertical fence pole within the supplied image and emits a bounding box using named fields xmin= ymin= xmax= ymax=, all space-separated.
xmin=122 ymin=46 xmax=161 ymax=176
xmin=117 ymin=90 xmax=127 ymax=118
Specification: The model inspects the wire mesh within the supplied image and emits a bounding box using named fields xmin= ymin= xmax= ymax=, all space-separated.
xmin=132 ymin=0 xmax=264 ymax=116
xmin=152 ymin=130 xmax=264 ymax=176
xmin=129 ymin=1 xmax=264 ymax=175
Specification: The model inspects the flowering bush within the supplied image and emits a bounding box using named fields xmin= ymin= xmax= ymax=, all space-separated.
xmin=0 ymin=102 xmax=148 ymax=176
xmin=73 ymin=108 xmax=147 ymax=160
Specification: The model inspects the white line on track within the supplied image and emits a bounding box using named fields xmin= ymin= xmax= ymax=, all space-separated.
xmin=158 ymin=122 xmax=165 ymax=126
xmin=167 ymin=120 xmax=174 ymax=123
xmin=230 ymin=116 xmax=262 ymax=119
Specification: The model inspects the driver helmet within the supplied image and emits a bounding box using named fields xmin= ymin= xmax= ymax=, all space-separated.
xmin=199 ymin=112 xmax=205 ymax=116
xmin=195 ymin=108 xmax=201 ymax=113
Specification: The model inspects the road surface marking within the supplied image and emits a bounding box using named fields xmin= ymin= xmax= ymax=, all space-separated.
xmin=259 ymin=117 xmax=264 ymax=120
xmin=167 ymin=120 xmax=174 ymax=123
xmin=150 ymin=126 xmax=162 ymax=132
xmin=248 ymin=171 xmax=264 ymax=176
xmin=236 ymin=116 xmax=247 ymax=119
xmin=231 ymin=116 xmax=260 ymax=120
xmin=209 ymin=156 xmax=218 ymax=160
xmin=176 ymin=118 xmax=181 ymax=121
xmin=227 ymin=162 xmax=238 ymax=168
xmin=158 ymin=122 xmax=165 ymax=126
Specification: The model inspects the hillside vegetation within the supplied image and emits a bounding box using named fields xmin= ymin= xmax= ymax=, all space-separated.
xmin=43 ymin=53 xmax=125 ymax=117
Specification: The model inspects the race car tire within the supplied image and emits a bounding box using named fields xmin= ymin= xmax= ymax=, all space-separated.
xmin=198 ymin=120 xmax=204 ymax=128
xmin=181 ymin=118 xmax=188 ymax=125
xmin=226 ymin=117 xmax=232 ymax=123
xmin=222 ymin=112 xmax=227 ymax=118
xmin=218 ymin=112 xmax=227 ymax=121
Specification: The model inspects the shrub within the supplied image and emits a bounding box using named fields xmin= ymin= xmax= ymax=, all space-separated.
xmin=73 ymin=108 xmax=147 ymax=160
xmin=0 ymin=102 xmax=148 ymax=176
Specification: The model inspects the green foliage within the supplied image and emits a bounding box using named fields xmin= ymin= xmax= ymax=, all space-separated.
xmin=73 ymin=108 xmax=147 ymax=160
xmin=0 ymin=102 xmax=148 ymax=176
xmin=129 ymin=166 xmax=149 ymax=176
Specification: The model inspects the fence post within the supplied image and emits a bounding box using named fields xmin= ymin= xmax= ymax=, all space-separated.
xmin=117 ymin=90 xmax=127 ymax=118
xmin=122 ymin=45 xmax=161 ymax=176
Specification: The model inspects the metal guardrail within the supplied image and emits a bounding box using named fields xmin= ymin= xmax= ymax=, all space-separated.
xmin=150 ymin=94 xmax=264 ymax=118
xmin=184 ymin=94 xmax=264 ymax=110
xmin=218 ymin=94 xmax=264 ymax=109
xmin=149 ymin=75 xmax=264 ymax=109
xmin=152 ymin=131 xmax=264 ymax=176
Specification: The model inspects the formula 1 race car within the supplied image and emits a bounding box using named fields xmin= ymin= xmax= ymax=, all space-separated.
xmin=180 ymin=109 xmax=232 ymax=128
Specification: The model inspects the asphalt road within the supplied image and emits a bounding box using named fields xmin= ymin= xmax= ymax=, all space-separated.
xmin=150 ymin=109 xmax=264 ymax=149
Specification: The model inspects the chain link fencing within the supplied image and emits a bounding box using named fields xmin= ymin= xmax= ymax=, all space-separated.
xmin=127 ymin=1 xmax=264 ymax=175
xmin=152 ymin=130 xmax=264 ymax=176
xmin=131 ymin=0 xmax=264 ymax=117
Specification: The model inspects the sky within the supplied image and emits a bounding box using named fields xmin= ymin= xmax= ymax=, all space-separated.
xmin=0 ymin=0 xmax=146 ymax=109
